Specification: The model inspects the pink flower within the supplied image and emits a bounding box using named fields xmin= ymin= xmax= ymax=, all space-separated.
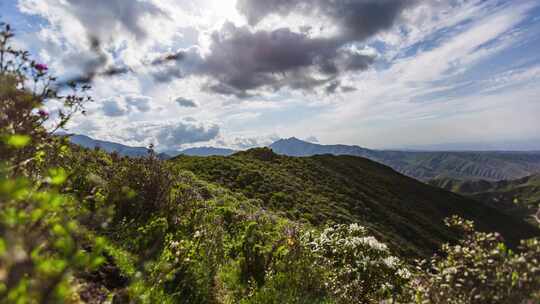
xmin=35 ymin=63 xmax=48 ymax=72
xmin=38 ymin=109 xmax=49 ymax=117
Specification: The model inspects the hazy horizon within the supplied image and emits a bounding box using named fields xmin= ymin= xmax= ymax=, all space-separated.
xmin=68 ymin=133 xmax=540 ymax=153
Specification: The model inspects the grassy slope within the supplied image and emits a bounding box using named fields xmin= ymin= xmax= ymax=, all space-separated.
xmin=430 ymin=174 xmax=540 ymax=224
xmin=174 ymin=148 xmax=539 ymax=257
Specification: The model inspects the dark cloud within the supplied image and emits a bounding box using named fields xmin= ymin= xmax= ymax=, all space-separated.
xmin=65 ymin=0 xmax=166 ymax=40
xmin=325 ymin=81 xmax=341 ymax=94
xmin=199 ymin=24 xmax=340 ymax=94
xmin=56 ymin=37 xmax=131 ymax=87
xmin=341 ymin=85 xmax=358 ymax=93
xmin=152 ymin=23 xmax=376 ymax=97
xmin=237 ymin=0 xmax=415 ymax=41
xmin=198 ymin=23 xmax=378 ymax=96
xmin=149 ymin=46 xmax=204 ymax=83
xmin=151 ymin=51 xmax=186 ymax=66
xmin=152 ymin=1 xmax=414 ymax=97
xmin=175 ymin=97 xmax=198 ymax=108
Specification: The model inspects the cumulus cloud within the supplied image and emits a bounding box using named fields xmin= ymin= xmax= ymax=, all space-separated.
xmin=237 ymin=0 xmax=415 ymax=41
xmin=18 ymin=0 xmax=164 ymax=87
xmin=154 ymin=23 xmax=377 ymax=97
xmin=219 ymin=134 xmax=281 ymax=150
xmin=100 ymin=95 xmax=153 ymax=117
xmin=22 ymin=0 xmax=412 ymax=97
xmin=64 ymin=0 xmax=166 ymax=40
xmin=201 ymin=24 xmax=378 ymax=96
xmin=175 ymin=97 xmax=199 ymax=108
xmin=151 ymin=0 xmax=413 ymax=97
xmin=69 ymin=118 xmax=220 ymax=151
xmin=122 ymin=120 xmax=220 ymax=150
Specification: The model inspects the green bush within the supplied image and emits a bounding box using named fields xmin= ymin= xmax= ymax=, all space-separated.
xmin=413 ymin=216 xmax=540 ymax=303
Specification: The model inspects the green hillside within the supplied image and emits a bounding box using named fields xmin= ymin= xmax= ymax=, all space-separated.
xmin=174 ymin=148 xmax=539 ymax=257
xmin=430 ymin=174 xmax=540 ymax=224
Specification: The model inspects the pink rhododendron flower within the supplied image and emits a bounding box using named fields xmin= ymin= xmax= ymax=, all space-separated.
xmin=35 ymin=63 xmax=48 ymax=72
xmin=38 ymin=109 xmax=49 ymax=117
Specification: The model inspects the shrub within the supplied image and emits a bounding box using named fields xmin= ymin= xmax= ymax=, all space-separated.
xmin=0 ymin=150 xmax=107 ymax=302
xmin=305 ymin=223 xmax=412 ymax=304
xmin=413 ymin=215 xmax=540 ymax=303
xmin=1 ymin=22 xmax=100 ymax=303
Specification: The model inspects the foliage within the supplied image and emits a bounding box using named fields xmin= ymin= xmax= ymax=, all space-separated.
xmin=305 ymin=223 xmax=412 ymax=303
xmin=413 ymin=216 xmax=540 ymax=303
xmin=0 ymin=21 xmax=99 ymax=303
xmin=0 ymin=167 xmax=107 ymax=303
xmin=0 ymin=22 xmax=91 ymax=177
xmin=175 ymin=151 xmax=539 ymax=257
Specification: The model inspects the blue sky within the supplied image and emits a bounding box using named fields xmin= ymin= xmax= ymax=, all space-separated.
xmin=2 ymin=0 xmax=540 ymax=151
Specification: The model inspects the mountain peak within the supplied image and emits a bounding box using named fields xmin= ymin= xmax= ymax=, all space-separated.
xmin=272 ymin=137 xmax=306 ymax=144
xmin=269 ymin=136 xmax=372 ymax=158
xmin=287 ymin=136 xmax=303 ymax=142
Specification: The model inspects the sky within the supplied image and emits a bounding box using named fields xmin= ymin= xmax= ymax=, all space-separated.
xmin=1 ymin=0 xmax=540 ymax=151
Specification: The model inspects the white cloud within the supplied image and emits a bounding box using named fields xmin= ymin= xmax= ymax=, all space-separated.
xmin=68 ymin=117 xmax=220 ymax=151
xmin=125 ymin=95 xmax=153 ymax=112
xmin=99 ymin=95 xmax=154 ymax=117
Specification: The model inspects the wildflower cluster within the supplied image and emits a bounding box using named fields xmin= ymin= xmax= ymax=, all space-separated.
xmin=305 ymin=223 xmax=412 ymax=303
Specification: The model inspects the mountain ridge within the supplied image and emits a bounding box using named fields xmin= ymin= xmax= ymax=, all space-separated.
xmin=174 ymin=147 xmax=539 ymax=256
xmin=67 ymin=134 xmax=236 ymax=158
xmin=67 ymin=134 xmax=540 ymax=182
xmin=68 ymin=134 xmax=150 ymax=157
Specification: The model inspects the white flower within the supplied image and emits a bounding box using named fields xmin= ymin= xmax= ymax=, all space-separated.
xmin=383 ymin=256 xmax=400 ymax=268
xmin=397 ymin=268 xmax=412 ymax=279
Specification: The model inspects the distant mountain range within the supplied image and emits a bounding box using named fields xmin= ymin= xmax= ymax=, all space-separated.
xmin=401 ymin=140 xmax=540 ymax=152
xmin=67 ymin=134 xmax=540 ymax=182
xmin=68 ymin=134 xmax=151 ymax=157
xmin=270 ymin=137 xmax=540 ymax=181
xmin=67 ymin=134 xmax=235 ymax=158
